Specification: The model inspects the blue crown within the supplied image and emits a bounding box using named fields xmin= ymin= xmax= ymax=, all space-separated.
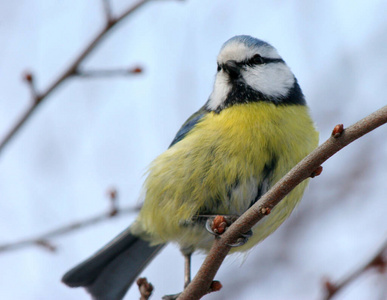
xmin=222 ymin=35 xmax=270 ymax=49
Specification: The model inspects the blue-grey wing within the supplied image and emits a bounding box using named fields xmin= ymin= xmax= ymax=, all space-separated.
xmin=169 ymin=106 xmax=209 ymax=148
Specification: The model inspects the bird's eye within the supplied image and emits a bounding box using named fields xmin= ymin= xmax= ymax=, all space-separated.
xmin=217 ymin=64 xmax=221 ymax=72
xmin=251 ymin=54 xmax=264 ymax=65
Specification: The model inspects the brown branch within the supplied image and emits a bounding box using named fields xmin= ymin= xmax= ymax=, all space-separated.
xmin=162 ymin=281 xmax=222 ymax=300
xmin=73 ymin=66 xmax=143 ymax=78
xmin=101 ymin=0 xmax=113 ymax=25
xmin=0 ymin=204 xmax=140 ymax=253
xmin=137 ymin=278 xmax=154 ymax=300
xmin=107 ymin=187 xmax=119 ymax=216
xmin=323 ymin=240 xmax=387 ymax=300
xmin=22 ymin=71 xmax=39 ymax=102
xmin=0 ymin=0 xmax=152 ymax=155
xmin=178 ymin=105 xmax=387 ymax=300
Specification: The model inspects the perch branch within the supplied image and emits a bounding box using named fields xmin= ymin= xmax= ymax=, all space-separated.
xmin=0 ymin=0 xmax=151 ymax=155
xmin=178 ymin=105 xmax=387 ymax=300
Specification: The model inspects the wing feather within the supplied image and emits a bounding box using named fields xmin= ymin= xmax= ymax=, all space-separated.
xmin=169 ymin=106 xmax=209 ymax=148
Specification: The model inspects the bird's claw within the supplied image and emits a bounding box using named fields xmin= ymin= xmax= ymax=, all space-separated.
xmin=205 ymin=215 xmax=237 ymax=236
xmin=204 ymin=215 xmax=253 ymax=247
xmin=226 ymin=229 xmax=252 ymax=247
xmin=240 ymin=229 xmax=253 ymax=238
xmin=227 ymin=237 xmax=248 ymax=247
xmin=205 ymin=218 xmax=217 ymax=236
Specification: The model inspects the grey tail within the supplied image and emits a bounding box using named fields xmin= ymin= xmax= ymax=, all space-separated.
xmin=62 ymin=227 xmax=165 ymax=300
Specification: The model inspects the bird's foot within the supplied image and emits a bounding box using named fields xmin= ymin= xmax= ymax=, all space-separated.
xmin=205 ymin=215 xmax=236 ymax=235
xmin=204 ymin=215 xmax=252 ymax=247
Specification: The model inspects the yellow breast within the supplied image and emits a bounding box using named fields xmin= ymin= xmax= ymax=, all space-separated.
xmin=135 ymin=102 xmax=318 ymax=251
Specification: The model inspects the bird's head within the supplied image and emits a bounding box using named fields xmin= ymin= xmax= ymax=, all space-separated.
xmin=206 ymin=35 xmax=305 ymax=113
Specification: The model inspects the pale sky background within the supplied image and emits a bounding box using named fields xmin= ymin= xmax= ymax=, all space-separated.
xmin=0 ymin=0 xmax=387 ymax=299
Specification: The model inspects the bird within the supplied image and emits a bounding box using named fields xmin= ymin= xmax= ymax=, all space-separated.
xmin=62 ymin=35 xmax=319 ymax=300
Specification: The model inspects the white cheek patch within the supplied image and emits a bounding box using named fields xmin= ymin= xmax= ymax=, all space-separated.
xmin=206 ymin=71 xmax=231 ymax=111
xmin=242 ymin=63 xmax=295 ymax=99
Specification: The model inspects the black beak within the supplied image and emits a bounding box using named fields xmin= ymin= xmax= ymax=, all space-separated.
xmin=222 ymin=60 xmax=240 ymax=79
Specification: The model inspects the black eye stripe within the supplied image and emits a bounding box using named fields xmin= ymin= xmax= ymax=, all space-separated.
xmin=261 ymin=57 xmax=284 ymax=64
xmin=239 ymin=57 xmax=284 ymax=66
xmin=217 ymin=57 xmax=284 ymax=72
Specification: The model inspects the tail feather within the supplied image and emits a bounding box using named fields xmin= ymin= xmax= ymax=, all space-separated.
xmin=62 ymin=227 xmax=165 ymax=300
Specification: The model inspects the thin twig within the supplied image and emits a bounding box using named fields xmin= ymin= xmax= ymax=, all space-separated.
xmin=22 ymin=71 xmax=39 ymax=102
xmin=102 ymin=0 xmax=113 ymax=24
xmin=107 ymin=187 xmax=119 ymax=216
xmin=0 ymin=0 xmax=151 ymax=155
xmin=178 ymin=105 xmax=387 ymax=300
xmin=137 ymin=278 xmax=154 ymax=300
xmin=0 ymin=205 xmax=141 ymax=253
xmin=73 ymin=67 xmax=143 ymax=78
xmin=323 ymin=240 xmax=387 ymax=300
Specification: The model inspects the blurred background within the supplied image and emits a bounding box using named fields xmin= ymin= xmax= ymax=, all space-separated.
xmin=0 ymin=0 xmax=387 ymax=299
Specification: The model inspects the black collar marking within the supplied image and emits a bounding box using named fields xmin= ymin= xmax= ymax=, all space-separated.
xmin=212 ymin=79 xmax=306 ymax=114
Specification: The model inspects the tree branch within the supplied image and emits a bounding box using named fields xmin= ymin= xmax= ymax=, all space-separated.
xmin=0 ymin=0 xmax=152 ymax=155
xmin=323 ymin=240 xmax=387 ymax=300
xmin=22 ymin=71 xmax=39 ymax=103
xmin=101 ymin=0 xmax=113 ymax=25
xmin=178 ymin=105 xmax=387 ymax=300
xmin=0 ymin=192 xmax=141 ymax=254
xmin=137 ymin=278 xmax=154 ymax=300
xmin=73 ymin=66 xmax=143 ymax=78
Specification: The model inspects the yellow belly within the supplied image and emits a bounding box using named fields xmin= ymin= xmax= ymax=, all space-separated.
xmin=134 ymin=102 xmax=318 ymax=252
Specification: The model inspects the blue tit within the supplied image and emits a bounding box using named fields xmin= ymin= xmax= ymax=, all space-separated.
xmin=62 ymin=35 xmax=319 ymax=300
